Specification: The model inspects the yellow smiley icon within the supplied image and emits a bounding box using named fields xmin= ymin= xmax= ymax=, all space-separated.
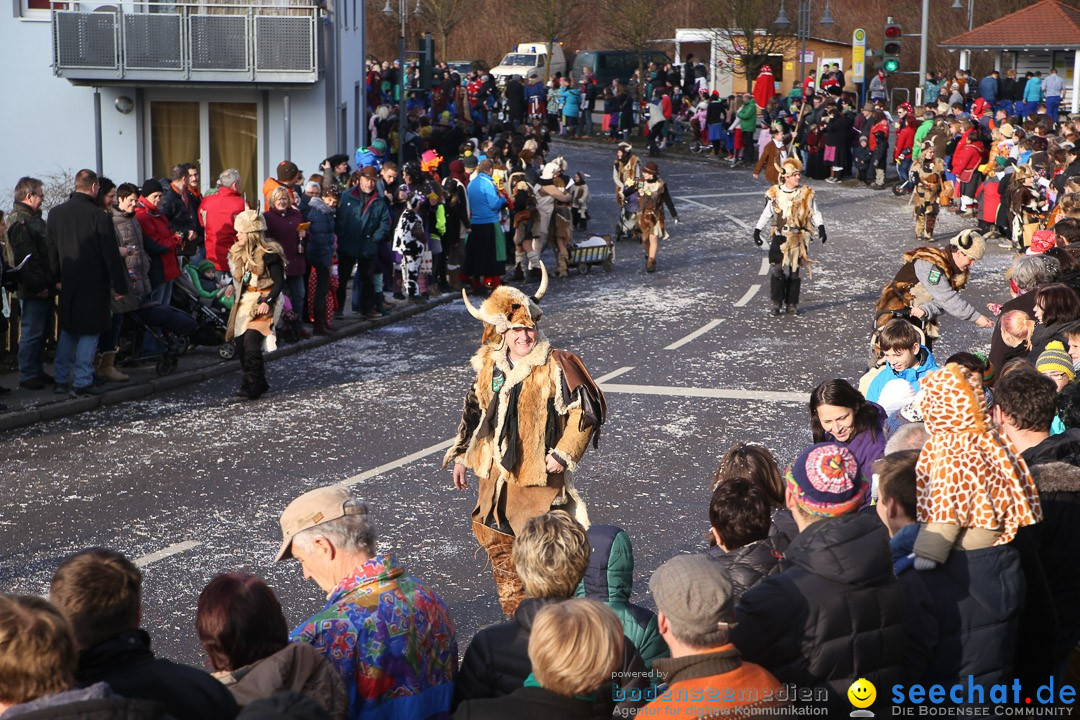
xmin=848 ymin=678 xmax=876 ymax=709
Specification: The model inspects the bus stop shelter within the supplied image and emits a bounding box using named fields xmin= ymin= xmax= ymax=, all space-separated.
xmin=940 ymin=0 xmax=1080 ymax=114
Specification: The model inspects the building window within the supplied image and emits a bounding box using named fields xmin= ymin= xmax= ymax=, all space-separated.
xmin=20 ymin=0 xmax=67 ymax=19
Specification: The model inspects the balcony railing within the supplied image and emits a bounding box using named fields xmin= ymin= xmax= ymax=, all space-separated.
xmin=52 ymin=0 xmax=321 ymax=84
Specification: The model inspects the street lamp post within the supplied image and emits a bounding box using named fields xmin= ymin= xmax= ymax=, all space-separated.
xmin=383 ymin=0 xmax=421 ymax=167
xmin=951 ymin=0 xmax=974 ymax=32
xmin=774 ymin=0 xmax=834 ymax=93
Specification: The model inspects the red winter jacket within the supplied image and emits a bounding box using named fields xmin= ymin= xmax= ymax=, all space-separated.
xmin=135 ymin=198 xmax=181 ymax=285
xmin=894 ymin=125 xmax=915 ymax=163
xmin=199 ymin=186 xmax=247 ymax=272
xmin=951 ymin=138 xmax=986 ymax=183
xmin=976 ymin=179 xmax=1003 ymax=224
xmin=868 ymin=119 xmax=889 ymax=152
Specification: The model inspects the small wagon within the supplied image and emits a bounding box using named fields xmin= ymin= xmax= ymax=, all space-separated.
xmin=569 ymin=235 xmax=615 ymax=275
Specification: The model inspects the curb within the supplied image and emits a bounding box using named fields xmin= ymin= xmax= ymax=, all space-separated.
xmin=0 ymin=294 xmax=455 ymax=434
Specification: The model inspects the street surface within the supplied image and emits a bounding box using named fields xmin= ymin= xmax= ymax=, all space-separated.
xmin=0 ymin=140 xmax=1011 ymax=667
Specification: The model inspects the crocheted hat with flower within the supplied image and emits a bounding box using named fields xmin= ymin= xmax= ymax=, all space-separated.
xmin=784 ymin=443 xmax=866 ymax=517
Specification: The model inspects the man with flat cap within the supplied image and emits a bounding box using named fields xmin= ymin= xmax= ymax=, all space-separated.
xmin=276 ymin=485 xmax=458 ymax=720
xmin=645 ymin=555 xmax=786 ymax=717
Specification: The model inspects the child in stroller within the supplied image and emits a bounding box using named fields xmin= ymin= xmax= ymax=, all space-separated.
xmin=185 ymin=260 xmax=234 ymax=312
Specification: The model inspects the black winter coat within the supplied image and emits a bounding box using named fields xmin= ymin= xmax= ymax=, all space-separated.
xmin=893 ymin=526 xmax=1025 ymax=689
xmin=1024 ymin=432 xmax=1080 ymax=663
xmin=506 ymin=79 xmax=526 ymax=120
xmin=453 ymin=597 xmax=650 ymax=717
xmin=46 ymin=192 xmax=128 ymax=335
xmin=732 ymin=511 xmax=906 ymax=715
xmin=6 ymin=685 xmax=174 ymax=720
xmin=708 ymin=536 xmax=786 ymax=605
xmin=452 ymin=687 xmax=608 ymax=720
xmin=76 ymin=629 xmax=238 ymax=720
xmin=158 ymin=184 xmax=199 ymax=241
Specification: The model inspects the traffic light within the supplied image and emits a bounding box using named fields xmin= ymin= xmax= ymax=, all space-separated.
xmin=883 ymin=18 xmax=902 ymax=73
xmin=418 ymin=32 xmax=434 ymax=90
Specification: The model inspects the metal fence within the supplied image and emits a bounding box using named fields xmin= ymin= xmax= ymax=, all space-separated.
xmin=52 ymin=0 xmax=319 ymax=83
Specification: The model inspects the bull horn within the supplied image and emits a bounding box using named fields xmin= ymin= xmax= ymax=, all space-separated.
xmin=462 ymin=289 xmax=483 ymax=320
xmin=531 ymin=261 xmax=549 ymax=302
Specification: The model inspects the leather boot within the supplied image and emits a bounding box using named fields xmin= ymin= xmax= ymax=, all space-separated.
xmin=98 ymin=351 xmax=129 ymax=382
xmin=314 ymin=317 xmax=336 ymax=337
xmin=556 ymin=251 xmax=569 ymax=278
xmin=785 ymin=277 xmax=802 ymax=315
xmin=646 ymin=257 xmax=656 ymax=273
xmin=472 ymin=522 xmax=524 ymax=616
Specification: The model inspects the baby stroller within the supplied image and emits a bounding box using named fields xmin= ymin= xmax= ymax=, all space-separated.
xmin=172 ymin=273 xmax=234 ymax=359
xmin=614 ymin=190 xmax=641 ymax=243
xmin=115 ymin=299 xmax=200 ymax=376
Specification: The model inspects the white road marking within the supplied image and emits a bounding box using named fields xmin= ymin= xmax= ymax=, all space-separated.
xmin=723 ymin=213 xmax=751 ymax=230
xmin=734 ymin=284 xmax=761 ymax=307
xmin=679 ymin=192 xmax=768 ymax=199
xmin=664 ymin=320 xmax=722 ymax=350
xmin=341 ymin=438 xmax=456 ymax=487
xmin=134 ymin=541 xmax=202 ymax=569
xmin=675 ymin=197 xmax=715 ymax=210
xmin=600 ymin=383 xmax=808 ymax=403
xmin=758 ymin=258 xmax=769 ymax=275
xmin=595 ymin=366 xmax=636 ymax=383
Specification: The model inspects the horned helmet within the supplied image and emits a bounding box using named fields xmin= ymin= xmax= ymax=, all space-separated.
xmin=776 ymin=157 xmax=803 ymax=182
xmin=463 ymin=263 xmax=548 ymax=347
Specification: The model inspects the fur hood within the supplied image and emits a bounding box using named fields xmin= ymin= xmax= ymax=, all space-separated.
xmin=1030 ymin=461 xmax=1080 ymax=494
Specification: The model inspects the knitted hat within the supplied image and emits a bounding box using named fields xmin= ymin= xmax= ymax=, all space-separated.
xmin=1037 ymin=341 xmax=1075 ymax=381
xmin=784 ymin=443 xmax=866 ymax=517
xmin=140 ymin=178 xmax=163 ymax=197
xmin=276 ymin=161 xmax=299 ymax=182
xmin=950 ymin=229 xmax=986 ymax=261
xmin=649 ymin=554 xmax=734 ymax=646
xmin=462 ymin=155 xmax=478 ymax=169
xmin=370 ymin=139 xmax=388 ymax=154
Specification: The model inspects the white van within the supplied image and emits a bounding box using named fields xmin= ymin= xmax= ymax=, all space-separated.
xmin=489 ymin=42 xmax=568 ymax=85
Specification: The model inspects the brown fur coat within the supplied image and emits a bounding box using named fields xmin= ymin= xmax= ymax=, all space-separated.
xmin=875 ymin=245 xmax=967 ymax=329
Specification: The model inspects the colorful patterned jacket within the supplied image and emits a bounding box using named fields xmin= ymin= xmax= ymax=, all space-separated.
xmin=290 ymin=553 xmax=458 ymax=720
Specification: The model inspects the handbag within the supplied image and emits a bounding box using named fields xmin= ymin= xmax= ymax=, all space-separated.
xmin=823 ymin=146 xmax=837 ymax=163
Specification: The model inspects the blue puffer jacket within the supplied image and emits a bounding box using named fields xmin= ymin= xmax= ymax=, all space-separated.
xmin=575 ymin=524 xmax=669 ymax=670
xmin=865 ymin=345 xmax=938 ymax=406
xmin=305 ymin=196 xmax=336 ymax=268
xmin=466 ymin=172 xmax=505 ymax=225
xmin=335 ymin=186 xmax=390 ymax=259
xmin=561 ymin=87 xmax=581 ymax=117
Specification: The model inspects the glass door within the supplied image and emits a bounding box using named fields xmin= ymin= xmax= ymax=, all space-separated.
xmin=209 ymin=102 xmax=258 ymax=208
xmin=150 ymin=101 xmax=200 ymax=182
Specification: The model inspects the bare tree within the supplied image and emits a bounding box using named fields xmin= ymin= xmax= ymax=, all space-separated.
xmin=420 ymin=0 xmax=468 ymax=62
xmin=508 ymin=0 xmax=579 ymax=81
xmin=600 ymin=0 xmax=663 ymax=94
xmin=707 ymin=0 xmax=795 ymax=93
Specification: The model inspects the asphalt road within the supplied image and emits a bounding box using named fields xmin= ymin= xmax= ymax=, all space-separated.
xmin=0 ymin=140 xmax=1013 ymax=669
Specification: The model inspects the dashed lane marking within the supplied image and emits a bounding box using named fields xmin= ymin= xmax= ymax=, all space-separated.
xmin=341 ymin=438 xmax=456 ymax=487
xmin=734 ymin=285 xmax=761 ymax=307
xmin=676 ymin=197 xmax=715 ymax=210
xmin=600 ymin=383 xmax=808 ymax=403
xmin=723 ymin=213 xmax=751 ymax=230
xmin=134 ymin=541 xmax=202 ymax=569
xmin=595 ymin=366 xmax=636 ymax=383
xmin=679 ymin=192 xmax=769 ymax=199
xmin=758 ymin=258 xmax=769 ymax=275
xmin=664 ymin=320 xmax=722 ymax=350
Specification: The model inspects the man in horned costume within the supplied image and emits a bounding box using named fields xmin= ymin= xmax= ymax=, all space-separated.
xmin=443 ymin=264 xmax=606 ymax=615
xmin=753 ymin=157 xmax=826 ymax=316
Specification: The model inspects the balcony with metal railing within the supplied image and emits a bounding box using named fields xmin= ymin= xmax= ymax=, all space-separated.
xmin=51 ymin=0 xmax=322 ymax=84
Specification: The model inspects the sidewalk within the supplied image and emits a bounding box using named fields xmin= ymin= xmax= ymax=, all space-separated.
xmin=0 ymin=293 xmax=455 ymax=433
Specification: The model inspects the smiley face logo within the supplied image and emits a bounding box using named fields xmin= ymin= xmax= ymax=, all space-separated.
xmin=848 ymin=678 xmax=876 ymax=709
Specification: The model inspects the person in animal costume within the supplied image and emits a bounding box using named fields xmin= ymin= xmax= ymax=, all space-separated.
xmin=509 ymin=169 xmax=540 ymax=281
xmin=225 ymin=209 xmax=286 ymax=400
xmin=911 ymin=362 xmax=1042 ymax=569
xmin=624 ymin=161 xmax=677 ymax=273
xmin=875 ymin=230 xmax=994 ymax=351
xmin=443 ymin=264 xmax=606 ymax=615
xmin=537 ymin=159 xmax=574 ymax=278
xmin=753 ymin=157 xmax=825 ymax=315
xmin=912 ymin=140 xmax=947 ymax=243
xmin=612 ymin=142 xmax=640 ymax=208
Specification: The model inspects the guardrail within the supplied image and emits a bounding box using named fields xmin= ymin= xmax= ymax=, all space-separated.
xmin=52 ymin=0 xmax=321 ymax=83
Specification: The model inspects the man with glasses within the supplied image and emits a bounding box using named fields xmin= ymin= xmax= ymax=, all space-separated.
xmin=7 ymin=177 xmax=56 ymax=392
xmin=753 ymin=157 xmax=826 ymax=316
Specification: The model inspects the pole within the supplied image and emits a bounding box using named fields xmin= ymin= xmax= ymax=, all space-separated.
xmin=398 ymin=21 xmax=406 ymax=167
xmin=918 ymin=0 xmax=929 ymax=90
xmin=797 ymin=0 xmax=808 ymax=90
xmin=93 ymin=88 xmax=103 ymax=177
xmin=968 ymin=0 xmax=974 ymax=32
xmin=283 ymin=94 xmax=291 ymax=161
xmin=357 ymin=0 xmax=366 ymax=148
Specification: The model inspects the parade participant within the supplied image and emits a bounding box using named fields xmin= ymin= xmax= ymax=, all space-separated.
xmin=624 ymin=161 xmax=677 ymax=273
xmin=912 ymin=141 xmax=946 ymax=243
xmin=875 ymin=230 xmax=994 ymax=351
xmin=509 ymin=169 xmax=540 ymax=281
xmin=753 ymin=157 xmax=825 ymax=316
xmin=443 ymin=266 xmax=606 ymax=615
xmin=612 ymin=142 xmax=639 ymax=208
xmin=225 ymin=209 xmax=286 ymax=400
xmin=538 ymin=159 xmax=573 ymax=278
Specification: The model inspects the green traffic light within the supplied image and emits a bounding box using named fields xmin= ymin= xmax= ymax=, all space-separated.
xmin=884 ymin=59 xmax=899 ymax=72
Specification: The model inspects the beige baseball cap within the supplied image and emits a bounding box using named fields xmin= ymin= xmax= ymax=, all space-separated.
xmin=275 ymin=485 xmax=357 ymax=562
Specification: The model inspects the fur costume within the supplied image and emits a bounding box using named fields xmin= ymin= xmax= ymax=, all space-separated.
xmin=225 ymin=237 xmax=286 ymax=353
xmin=636 ymin=178 xmax=671 ymax=240
xmin=613 ymin=151 xmax=640 ymax=207
xmin=913 ymin=156 xmax=944 ymax=242
xmin=912 ymin=363 xmax=1042 ymax=565
xmin=875 ymin=245 xmax=967 ymax=336
xmin=444 ymin=271 xmax=606 ymax=613
xmin=765 ymin=183 xmax=816 ymax=275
